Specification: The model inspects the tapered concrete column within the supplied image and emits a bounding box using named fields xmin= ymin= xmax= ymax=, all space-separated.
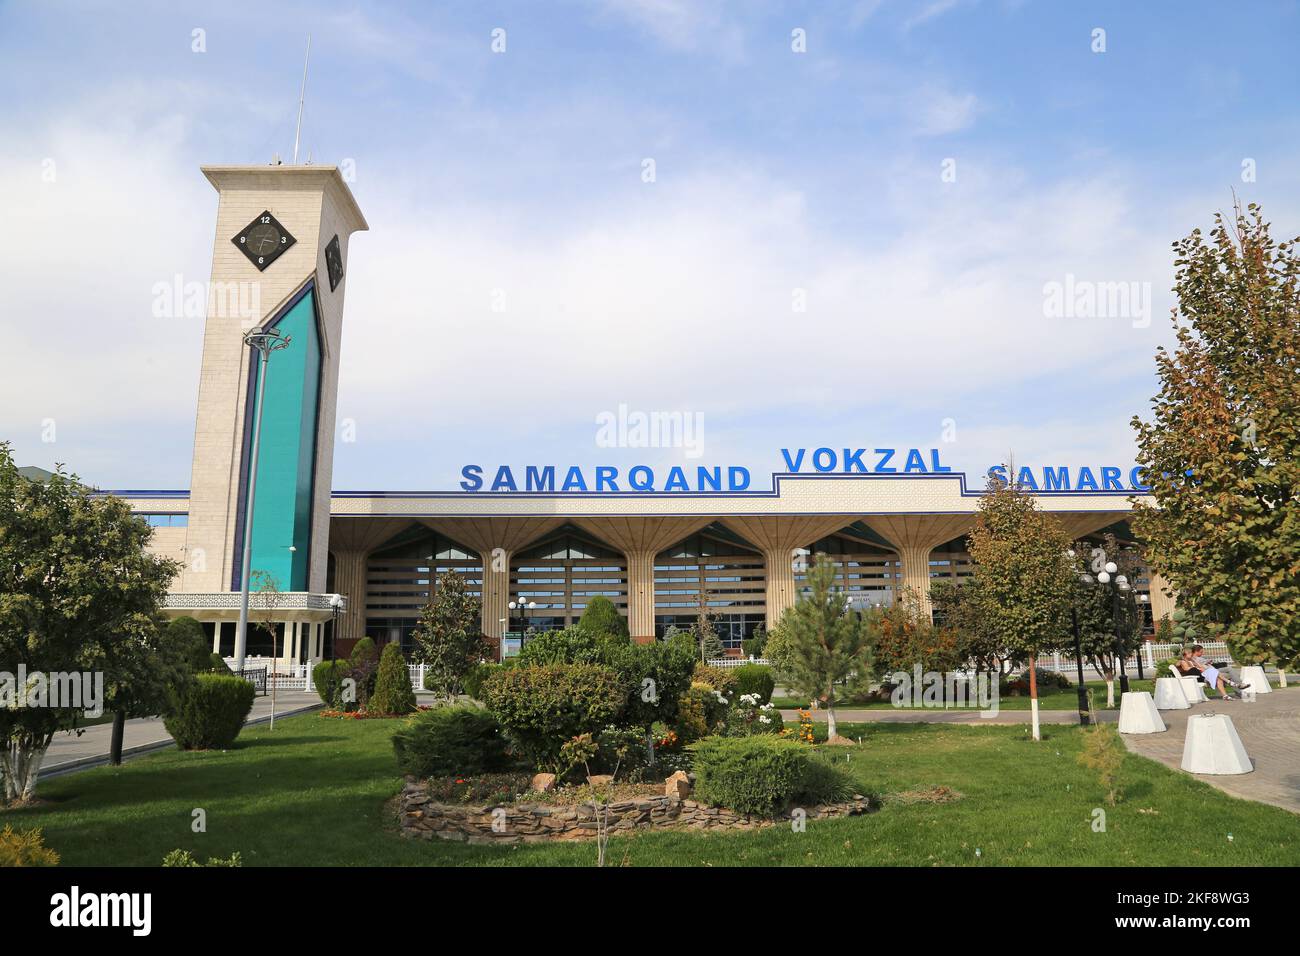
xmin=761 ymin=547 xmax=798 ymax=628
xmin=573 ymin=517 xmax=714 ymax=642
xmin=625 ymin=550 xmax=658 ymax=643
xmin=859 ymin=515 xmax=978 ymax=618
xmin=480 ymin=547 xmax=513 ymax=641
xmin=897 ymin=545 xmax=934 ymax=611
xmin=1148 ymin=570 xmax=1177 ymax=623
xmin=332 ymin=549 xmax=369 ymax=648
xmin=719 ymin=516 xmax=856 ymax=630
xmin=212 ymin=621 xmax=223 ymax=654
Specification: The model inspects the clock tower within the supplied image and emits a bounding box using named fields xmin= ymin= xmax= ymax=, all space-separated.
xmin=181 ymin=165 xmax=367 ymax=603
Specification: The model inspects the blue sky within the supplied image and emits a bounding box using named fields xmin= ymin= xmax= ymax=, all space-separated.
xmin=2 ymin=0 xmax=1298 ymax=492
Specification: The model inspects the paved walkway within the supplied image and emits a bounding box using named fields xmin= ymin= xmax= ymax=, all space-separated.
xmin=39 ymin=690 xmax=322 ymax=778
xmin=1122 ymin=688 xmax=1300 ymax=814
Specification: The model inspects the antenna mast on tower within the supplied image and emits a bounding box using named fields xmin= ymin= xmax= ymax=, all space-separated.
xmin=292 ymin=35 xmax=311 ymax=165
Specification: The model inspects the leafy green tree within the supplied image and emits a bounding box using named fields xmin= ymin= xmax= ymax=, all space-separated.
xmin=0 ymin=447 xmax=179 ymax=801
xmin=771 ymin=554 xmax=873 ymax=739
xmin=410 ymin=570 xmax=486 ymax=700
xmin=369 ymin=642 xmax=416 ymax=715
xmin=1131 ymin=202 xmax=1300 ymax=672
xmin=966 ymin=473 xmax=1075 ymax=741
xmin=929 ymin=578 xmax=1004 ymax=674
xmin=578 ymin=595 xmax=629 ymax=639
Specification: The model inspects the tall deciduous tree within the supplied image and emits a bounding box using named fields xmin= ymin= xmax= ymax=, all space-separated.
xmin=0 ymin=446 xmax=180 ymax=801
xmin=966 ymin=474 xmax=1075 ymax=741
xmin=772 ymin=554 xmax=873 ymax=740
xmin=1132 ymin=202 xmax=1300 ymax=671
xmin=411 ymin=569 xmax=486 ymax=700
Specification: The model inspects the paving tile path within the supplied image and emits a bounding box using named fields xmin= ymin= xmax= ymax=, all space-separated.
xmin=779 ymin=707 xmax=1117 ymax=725
xmin=1121 ymin=688 xmax=1300 ymax=814
xmin=38 ymin=690 xmax=322 ymax=778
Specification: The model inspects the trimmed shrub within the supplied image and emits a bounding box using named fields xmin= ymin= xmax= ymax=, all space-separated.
xmin=391 ymin=705 xmax=511 ymax=777
xmin=578 ymin=595 xmax=630 ymax=639
xmin=732 ymin=664 xmax=775 ymax=704
xmin=461 ymin=662 xmax=501 ymax=700
xmin=691 ymin=735 xmax=853 ymax=816
xmin=349 ymin=638 xmax=380 ymax=708
xmin=313 ymin=659 xmax=351 ymax=708
xmin=481 ymin=663 xmax=625 ymax=774
xmin=692 ymin=662 xmax=738 ymax=697
xmin=517 ymin=627 xmax=608 ymax=667
xmin=369 ymin=643 xmax=417 ymax=715
xmin=164 ymin=673 xmax=255 ymax=750
xmin=675 ymin=682 xmax=730 ymax=743
xmin=164 ymin=616 xmax=213 ymax=673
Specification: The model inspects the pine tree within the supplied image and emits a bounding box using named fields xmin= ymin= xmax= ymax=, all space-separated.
xmin=411 ymin=570 xmax=485 ymax=700
xmin=773 ymin=554 xmax=872 ymax=740
xmin=369 ymin=642 xmax=416 ymax=715
xmin=1131 ymin=202 xmax=1300 ymax=672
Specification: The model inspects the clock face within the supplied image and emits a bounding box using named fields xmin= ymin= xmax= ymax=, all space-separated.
xmin=325 ymin=234 xmax=344 ymax=291
xmin=232 ymin=211 xmax=296 ymax=271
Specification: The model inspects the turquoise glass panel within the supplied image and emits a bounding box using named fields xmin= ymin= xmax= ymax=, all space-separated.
xmin=244 ymin=288 xmax=321 ymax=591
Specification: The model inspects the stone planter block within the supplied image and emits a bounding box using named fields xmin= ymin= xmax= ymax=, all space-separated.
xmin=1153 ymin=677 xmax=1190 ymax=710
xmin=1118 ymin=691 xmax=1166 ymax=734
xmin=1239 ymin=665 xmax=1271 ymax=694
xmin=1180 ymin=713 xmax=1253 ymax=775
xmin=1178 ymin=676 xmax=1207 ymax=704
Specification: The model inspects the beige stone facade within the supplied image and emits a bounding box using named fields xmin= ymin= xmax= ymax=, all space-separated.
xmin=117 ymin=161 xmax=1171 ymax=663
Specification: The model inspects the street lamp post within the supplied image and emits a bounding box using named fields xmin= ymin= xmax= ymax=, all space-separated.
xmin=1097 ymin=562 xmax=1131 ymax=695
xmin=508 ymin=598 xmax=537 ymax=636
xmin=233 ymin=327 xmax=291 ymax=671
xmin=1065 ymin=551 xmax=1092 ymax=726
xmin=1135 ymin=593 xmax=1150 ymax=679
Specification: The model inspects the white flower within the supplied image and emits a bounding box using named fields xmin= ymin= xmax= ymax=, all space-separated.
xmin=759 ymin=715 xmax=771 ymax=725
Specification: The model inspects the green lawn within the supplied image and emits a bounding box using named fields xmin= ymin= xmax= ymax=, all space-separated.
xmin=4 ymin=713 xmax=1297 ymax=866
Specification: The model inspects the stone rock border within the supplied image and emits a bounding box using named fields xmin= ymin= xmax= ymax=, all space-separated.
xmin=398 ymin=778 xmax=875 ymax=844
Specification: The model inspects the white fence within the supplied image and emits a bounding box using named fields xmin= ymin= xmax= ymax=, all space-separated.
xmin=223 ymin=657 xmax=311 ymax=691
xmin=706 ymin=657 xmax=771 ymax=669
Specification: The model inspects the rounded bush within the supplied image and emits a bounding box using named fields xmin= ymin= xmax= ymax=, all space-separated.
xmin=691 ymin=735 xmax=853 ymax=815
xmin=481 ymin=663 xmax=624 ymax=773
xmin=461 ymin=662 xmax=502 ymax=700
xmin=732 ymin=664 xmax=775 ymax=704
xmin=313 ymin=659 xmax=351 ymax=707
xmin=164 ymin=673 xmax=255 ymax=750
xmin=391 ymin=706 xmax=511 ymax=777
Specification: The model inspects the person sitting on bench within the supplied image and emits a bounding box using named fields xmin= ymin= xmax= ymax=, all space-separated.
xmin=1179 ymin=645 xmax=1248 ymax=700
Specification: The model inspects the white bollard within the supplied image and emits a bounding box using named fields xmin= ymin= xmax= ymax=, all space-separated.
xmin=1180 ymin=713 xmax=1252 ymax=775
xmin=1238 ymin=665 xmax=1272 ymax=694
xmin=1178 ymin=676 xmax=1207 ymax=705
xmin=1118 ymin=691 xmax=1166 ymax=734
xmin=1153 ymin=677 xmax=1190 ymax=710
